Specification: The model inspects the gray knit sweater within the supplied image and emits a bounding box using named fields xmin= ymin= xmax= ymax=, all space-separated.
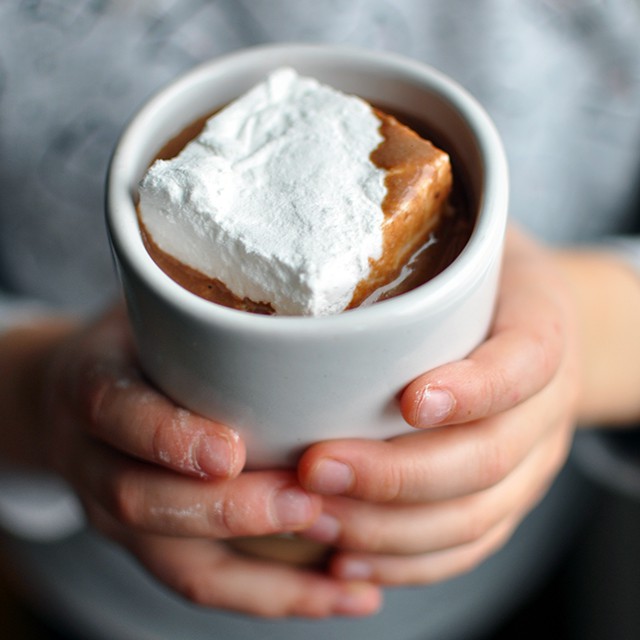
xmin=1 ymin=1 xmax=639 ymax=639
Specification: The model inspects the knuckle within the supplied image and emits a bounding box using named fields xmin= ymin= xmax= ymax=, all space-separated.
xmin=175 ymin=574 xmax=217 ymax=608
xmin=108 ymin=468 xmax=145 ymax=528
xmin=214 ymin=501 xmax=234 ymax=537
xmin=448 ymin=529 xmax=508 ymax=580
xmin=214 ymin=494 xmax=251 ymax=538
xmin=481 ymin=366 xmax=510 ymax=415
xmin=149 ymin=417 xmax=170 ymax=465
xmin=460 ymin=503 xmax=494 ymax=545
xmin=79 ymin=364 xmax=112 ymax=435
xmin=476 ymin=440 xmax=515 ymax=490
xmin=150 ymin=409 xmax=189 ymax=469
xmin=530 ymin=328 xmax=561 ymax=385
xmin=343 ymin=521 xmax=385 ymax=552
xmin=77 ymin=357 xmax=142 ymax=437
xmin=371 ymin=459 xmax=414 ymax=503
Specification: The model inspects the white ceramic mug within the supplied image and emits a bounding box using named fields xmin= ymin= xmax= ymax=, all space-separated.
xmin=106 ymin=44 xmax=508 ymax=469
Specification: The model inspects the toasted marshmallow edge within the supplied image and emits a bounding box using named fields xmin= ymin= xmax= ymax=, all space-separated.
xmin=138 ymin=67 xmax=386 ymax=316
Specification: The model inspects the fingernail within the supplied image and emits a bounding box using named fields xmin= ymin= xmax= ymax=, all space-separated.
xmin=272 ymin=487 xmax=315 ymax=529
xmin=334 ymin=582 xmax=380 ymax=617
xmin=308 ymin=459 xmax=354 ymax=495
xmin=415 ymin=385 xmax=455 ymax=427
xmin=301 ymin=512 xmax=341 ymax=543
xmin=195 ymin=435 xmax=232 ymax=477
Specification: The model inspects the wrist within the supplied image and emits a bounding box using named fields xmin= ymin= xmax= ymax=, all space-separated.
xmin=553 ymin=248 xmax=640 ymax=427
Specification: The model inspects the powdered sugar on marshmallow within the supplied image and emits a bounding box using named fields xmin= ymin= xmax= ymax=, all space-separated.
xmin=138 ymin=67 xmax=386 ymax=316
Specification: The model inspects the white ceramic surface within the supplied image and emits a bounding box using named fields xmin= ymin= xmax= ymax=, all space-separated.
xmin=106 ymin=44 xmax=508 ymax=468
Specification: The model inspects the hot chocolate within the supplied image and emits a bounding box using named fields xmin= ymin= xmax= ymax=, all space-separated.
xmin=137 ymin=69 xmax=474 ymax=316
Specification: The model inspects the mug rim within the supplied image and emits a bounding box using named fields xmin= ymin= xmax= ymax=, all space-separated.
xmin=106 ymin=43 xmax=508 ymax=336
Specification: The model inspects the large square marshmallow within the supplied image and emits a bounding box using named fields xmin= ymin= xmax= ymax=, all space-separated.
xmin=138 ymin=68 xmax=449 ymax=316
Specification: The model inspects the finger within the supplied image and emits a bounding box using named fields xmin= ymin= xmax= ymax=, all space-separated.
xmin=300 ymin=421 xmax=572 ymax=555
xmin=329 ymin=514 xmax=518 ymax=587
xmin=67 ymin=310 xmax=245 ymax=479
xmin=76 ymin=441 xmax=322 ymax=538
xmin=300 ymin=426 xmax=521 ymax=503
xmin=300 ymin=417 xmax=531 ymax=503
xmin=300 ymin=366 xmax=572 ymax=504
xmin=92 ymin=507 xmax=381 ymax=618
xmin=401 ymin=232 xmax=567 ymax=428
xmin=146 ymin=538 xmax=381 ymax=618
xmin=82 ymin=363 xmax=244 ymax=479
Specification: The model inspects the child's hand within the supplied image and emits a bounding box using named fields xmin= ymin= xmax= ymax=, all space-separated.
xmin=298 ymin=227 xmax=579 ymax=586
